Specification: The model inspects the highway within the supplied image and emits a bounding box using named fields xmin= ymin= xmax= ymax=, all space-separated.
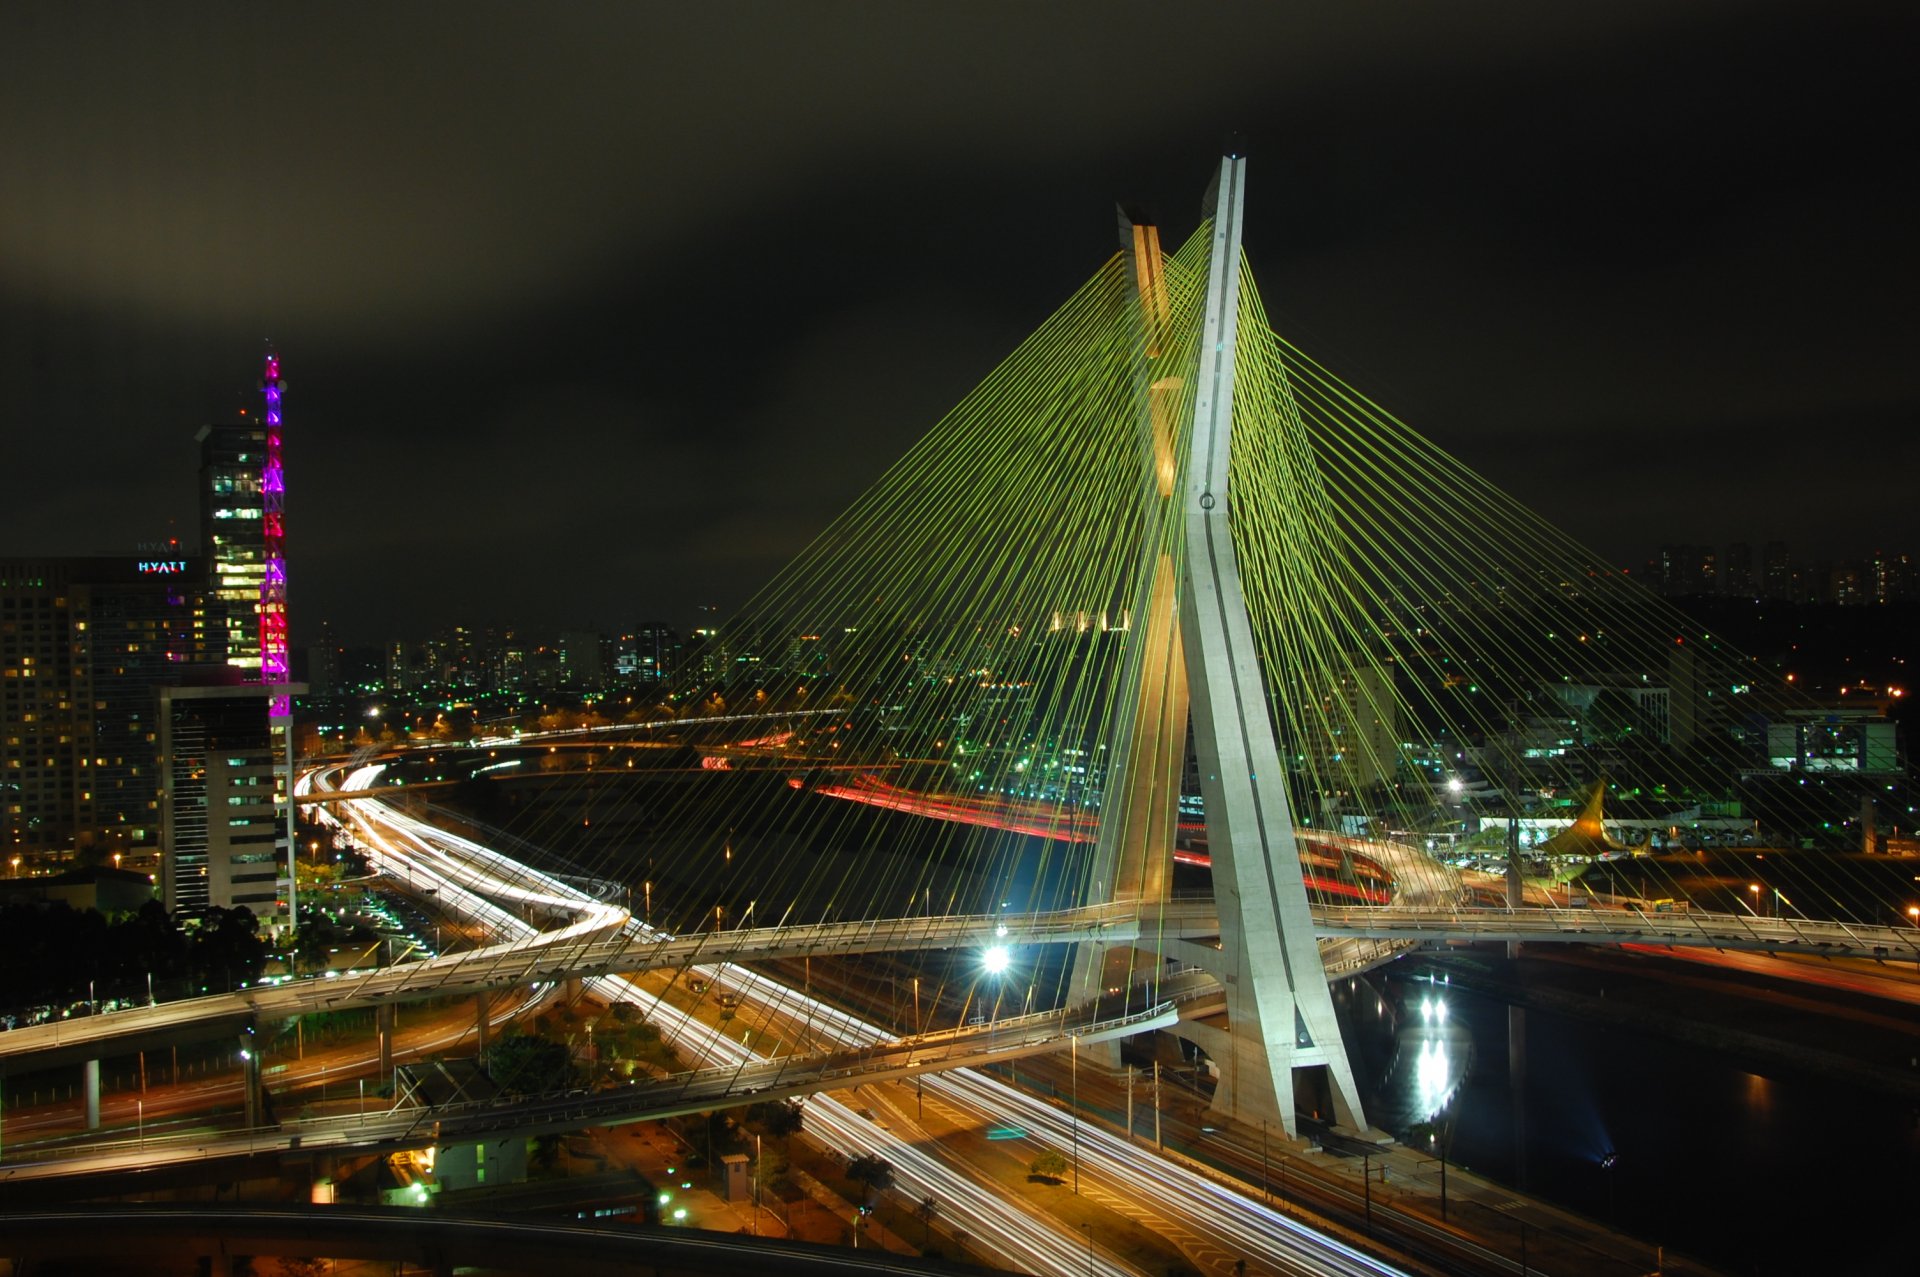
xmin=6 ymin=751 xmax=1906 ymax=1272
xmin=346 ymin=782 xmax=1412 ymax=1277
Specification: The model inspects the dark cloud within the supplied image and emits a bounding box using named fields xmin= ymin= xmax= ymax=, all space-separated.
xmin=1 ymin=2 xmax=1913 ymax=642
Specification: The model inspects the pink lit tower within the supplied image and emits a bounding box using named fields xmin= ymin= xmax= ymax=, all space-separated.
xmin=259 ymin=350 xmax=291 ymax=720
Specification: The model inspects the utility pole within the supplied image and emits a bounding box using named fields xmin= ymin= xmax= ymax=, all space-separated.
xmin=1362 ymin=1151 xmax=1372 ymax=1236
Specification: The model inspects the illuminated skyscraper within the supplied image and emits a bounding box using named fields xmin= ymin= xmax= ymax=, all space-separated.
xmin=0 ymin=556 xmax=225 ymax=858
xmin=168 ymin=352 xmax=298 ymax=925
xmin=196 ymin=421 xmax=269 ymax=672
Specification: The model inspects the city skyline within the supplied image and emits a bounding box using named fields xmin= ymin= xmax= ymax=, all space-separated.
xmin=2 ymin=4 xmax=1914 ymax=646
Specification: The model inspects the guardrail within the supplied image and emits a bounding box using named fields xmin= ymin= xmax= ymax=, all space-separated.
xmin=0 ymin=999 xmax=1178 ymax=1179
xmin=9 ymin=896 xmax=1912 ymax=1065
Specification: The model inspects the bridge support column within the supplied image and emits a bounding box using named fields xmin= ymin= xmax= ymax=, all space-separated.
xmin=83 ymin=1058 xmax=100 ymax=1130
xmin=1508 ymin=1004 xmax=1530 ymax=1190
xmin=1174 ymin=154 xmax=1367 ymax=1139
xmin=1071 ymin=210 xmax=1184 ymax=1073
xmin=376 ymin=1002 xmax=396 ymax=1079
xmin=475 ymin=994 xmax=491 ymax=1053
xmin=1505 ymin=816 xmax=1524 ymax=960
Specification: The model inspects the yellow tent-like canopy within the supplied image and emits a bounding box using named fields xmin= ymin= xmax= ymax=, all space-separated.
xmin=1537 ymin=779 xmax=1636 ymax=859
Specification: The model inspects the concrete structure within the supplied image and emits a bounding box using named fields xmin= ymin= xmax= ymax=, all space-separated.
xmin=1168 ymin=154 xmax=1368 ymax=1136
xmin=1765 ymin=705 xmax=1900 ymax=775
xmin=0 ymin=864 xmax=155 ymax=913
xmin=0 ymin=555 xmax=226 ymax=860
xmin=158 ymin=679 xmax=302 ymax=920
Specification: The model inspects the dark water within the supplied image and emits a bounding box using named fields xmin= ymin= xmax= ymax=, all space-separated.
xmin=1338 ymin=960 xmax=1920 ymax=1274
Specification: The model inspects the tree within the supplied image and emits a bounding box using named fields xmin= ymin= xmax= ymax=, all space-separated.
xmin=1029 ymin=1149 xmax=1068 ymax=1182
xmin=847 ymin=1153 xmax=894 ymax=1201
xmin=749 ymin=1098 xmax=804 ymax=1141
xmin=190 ymin=906 xmax=267 ymax=991
xmin=917 ymin=1195 xmax=940 ymax=1248
xmin=486 ymin=1034 xmax=574 ymax=1097
xmin=530 ymin=1133 xmax=564 ymax=1177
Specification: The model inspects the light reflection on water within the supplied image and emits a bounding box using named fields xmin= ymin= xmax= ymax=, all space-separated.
xmin=1340 ymin=961 xmax=1920 ymax=1274
xmin=1353 ymin=977 xmax=1470 ymax=1132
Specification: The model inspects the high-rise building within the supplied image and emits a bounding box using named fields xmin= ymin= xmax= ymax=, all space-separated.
xmin=621 ymin=623 xmax=679 ymax=684
xmin=1761 ymin=541 xmax=1793 ymax=601
xmin=170 ymin=352 xmax=297 ymax=923
xmin=4 ymin=353 xmax=297 ymax=926
xmin=559 ymin=630 xmax=606 ymax=687
xmin=197 ymin=421 xmax=270 ymax=673
xmin=1831 ymin=561 xmax=1872 ymax=606
xmin=1 ymin=556 xmax=224 ymax=859
xmin=1721 ymin=542 xmax=1755 ymax=597
xmin=158 ymin=680 xmax=295 ymax=916
xmin=1873 ymin=551 xmax=1915 ymax=603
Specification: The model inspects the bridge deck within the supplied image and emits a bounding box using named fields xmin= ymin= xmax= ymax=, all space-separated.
xmin=3 ymin=899 xmax=1911 ymax=1066
xmin=0 ymin=1000 xmax=1176 ymax=1181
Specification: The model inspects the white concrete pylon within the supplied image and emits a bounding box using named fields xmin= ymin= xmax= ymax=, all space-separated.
xmin=1174 ymin=153 xmax=1367 ymax=1137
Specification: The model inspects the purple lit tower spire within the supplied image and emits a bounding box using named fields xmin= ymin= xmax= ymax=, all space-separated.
xmin=259 ymin=350 xmax=290 ymax=720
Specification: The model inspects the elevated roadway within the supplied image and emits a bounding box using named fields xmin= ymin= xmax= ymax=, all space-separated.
xmin=0 ymin=1205 xmax=960 ymax=1277
xmin=0 ymin=1000 xmax=1177 ymax=1183
xmin=5 ymin=900 xmax=1915 ymax=1067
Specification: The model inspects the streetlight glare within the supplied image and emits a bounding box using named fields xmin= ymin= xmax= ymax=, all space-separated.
xmin=982 ymin=945 xmax=1010 ymax=975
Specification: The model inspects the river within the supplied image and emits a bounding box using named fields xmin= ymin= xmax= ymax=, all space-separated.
xmin=1342 ymin=949 xmax=1920 ymax=1274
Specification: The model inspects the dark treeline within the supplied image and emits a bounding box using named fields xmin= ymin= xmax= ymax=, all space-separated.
xmin=0 ymin=900 xmax=266 ymax=1015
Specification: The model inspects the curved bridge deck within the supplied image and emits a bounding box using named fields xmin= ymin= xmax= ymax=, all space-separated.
xmin=3 ymin=901 xmax=1913 ymax=1066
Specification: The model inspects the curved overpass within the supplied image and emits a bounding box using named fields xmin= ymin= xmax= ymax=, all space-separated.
xmin=0 ymin=1205 xmax=974 ymax=1277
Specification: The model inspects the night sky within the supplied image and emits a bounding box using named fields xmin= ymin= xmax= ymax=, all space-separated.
xmin=2 ymin=3 xmax=1913 ymax=646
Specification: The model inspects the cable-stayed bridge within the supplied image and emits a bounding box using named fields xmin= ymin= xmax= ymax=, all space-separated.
xmin=6 ymin=153 xmax=1913 ymax=1168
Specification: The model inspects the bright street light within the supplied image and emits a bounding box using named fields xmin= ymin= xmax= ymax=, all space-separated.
xmin=982 ymin=945 xmax=1010 ymax=975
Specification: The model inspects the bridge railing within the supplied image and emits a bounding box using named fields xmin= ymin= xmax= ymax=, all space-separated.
xmin=0 ymin=998 xmax=1182 ymax=1176
xmin=1311 ymin=903 xmax=1920 ymax=958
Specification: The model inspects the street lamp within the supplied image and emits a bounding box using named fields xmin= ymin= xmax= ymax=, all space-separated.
xmin=1080 ymin=1222 xmax=1094 ymax=1276
xmin=1907 ymin=905 xmax=1918 ymax=928
xmin=1600 ymin=1151 xmax=1619 ymax=1226
xmin=1747 ymin=883 xmax=1762 ymax=916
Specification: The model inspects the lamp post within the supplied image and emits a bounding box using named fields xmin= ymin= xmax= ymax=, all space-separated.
xmin=1600 ymin=1151 xmax=1619 ymax=1227
xmin=1907 ymin=904 xmax=1918 ymax=928
xmin=1080 ymin=1222 xmax=1094 ymax=1277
